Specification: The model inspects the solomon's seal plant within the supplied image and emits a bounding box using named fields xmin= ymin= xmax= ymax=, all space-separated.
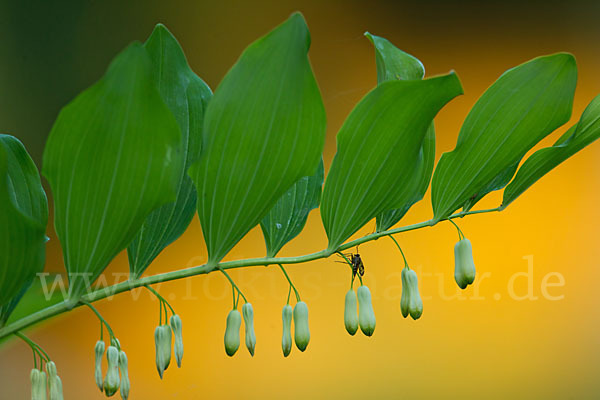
xmin=357 ymin=286 xmax=376 ymax=336
xmin=119 ymin=350 xmax=130 ymax=400
xmin=454 ymin=238 xmax=477 ymax=290
xmin=154 ymin=325 xmax=172 ymax=378
xmin=281 ymin=304 xmax=293 ymax=357
xmin=293 ymin=301 xmax=311 ymax=352
xmin=344 ymin=289 xmax=359 ymax=336
xmin=94 ymin=340 xmax=105 ymax=392
xmin=104 ymin=345 xmax=120 ymax=396
xmin=401 ymin=268 xmax=424 ymax=320
xmin=1 ymin=10 xmax=599 ymax=398
xmin=170 ymin=314 xmax=184 ymax=367
xmin=224 ymin=309 xmax=242 ymax=357
xmin=242 ymin=303 xmax=257 ymax=356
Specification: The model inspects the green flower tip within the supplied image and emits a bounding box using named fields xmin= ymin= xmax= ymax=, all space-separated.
xmin=401 ymin=268 xmax=423 ymax=320
xmin=454 ymin=238 xmax=476 ymax=289
xmin=357 ymin=286 xmax=376 ymax=336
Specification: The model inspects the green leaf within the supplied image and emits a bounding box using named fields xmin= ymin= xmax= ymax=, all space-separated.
xmin=42 ymin=43 xmax=183 ymax=299
xmin=321 ymin=73 xmax=463 ymax=251
xmin=0 ymin=144 xmax=46 ymax=309
xmin=376 ymin=124 xmax=435 ymax=231
xmin=0 ymin=135 xmax=48 ymax=226
xmin=3 ymin=274 xmax=66 ymax=326
xmin=189 ymin=13 xmax=326 ymax=265
xmin=502 ymin=94 xmax=600 ymax=208
xmin=260 ymin=159 xmax=323 ymax=257
xmin=364 ymin=32 xmax=424 ymax=82
xmin=364 ymin=33 xmax=436 ymax=232
xmin=127 ymin=25 xmax=212 ymax=279
xmin=431 ymin=53 xmax=577 ymax=221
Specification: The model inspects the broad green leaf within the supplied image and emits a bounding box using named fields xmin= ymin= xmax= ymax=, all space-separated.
xmin=127 ymin=25 xmax=212 ymax=279
xmin=364 ymin=33 xmax=436 ymax=232
xmin=42 ymin=43 xmax=182 ymax=299
xmin=376 ymin=124 xmax=435 ymax=231
xmin=0 ymin=135 xmax=48 ymax=226
xmin=321 ymin=73 xmax=463 ymax=251
xmin=0 ymin=280 xmax=31 ymax=328
xmin=502 ymin=94 xmax=600 ymax=208
xmin=0 ymin=145 xmax=46 ymax=308
xmin=431 ymin=53 xmax=577 ymax=221
xmin=189 ymin=13 xmax=326 ymax=265
xmin=3 ymin=274 xmax=66 ymax=326
xmin=260 ymin=159 xmax=323 ymax=257
xmin=364 ymin=32 xmax=424 ymax=82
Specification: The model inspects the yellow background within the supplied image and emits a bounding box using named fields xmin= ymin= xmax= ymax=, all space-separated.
xmin=2 ymin=0 xmax=600 ymax=398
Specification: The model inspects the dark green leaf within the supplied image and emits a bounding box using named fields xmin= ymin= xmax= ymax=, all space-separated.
xmin=431 ymin=53 xmax=577 ymax=221
xmin=0 ymin=135 xmax=48 ymax=226
xmin=4 ymin=274 xmax=66 ymax=326
xmin=376 ymin=124 xmax=435 ymax=231
xmin=364 ymin=32 xmax=424 ymax=82
xmin=127 ymin=25 xmax=212 ymax=279
xmin=321 ymin=73 xmax=463 ymax=251
xmin=260 ymin=159 xmax=323 ymax=257
xmin=502 ymin=94 xmax=600 ymax=208
xmin=42 ymin=43 xmax=183 ymax=299
xmin=364 ymin=33 xmax=436 ymax=232
xmin=189 ymin=13 xmax=326 ymax=265
xmin=0 ymin=144 xmax=46 ymax=309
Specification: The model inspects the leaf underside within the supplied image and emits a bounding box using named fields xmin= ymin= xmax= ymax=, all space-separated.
xmin=321 ymin=73 xmax=463 ymax=251
xmin=0 ymin=139 xmax=47 ymax=311
xmin=503 ymin=94 xmax=600 ymax=207
xmin=189 ymin=12 xmax=327 ymax=265
xmin=127 ymin=24 xmax=212 ymax=279
xmin=42 ymin=43 xmax=183 ymax=299
xmin=431 ymin=53 xmax=577 ymax=221
xmin=365 ymin=33 xmax=436 ymax=233
xmin=260 ymin=159 xmax=324 ymax=257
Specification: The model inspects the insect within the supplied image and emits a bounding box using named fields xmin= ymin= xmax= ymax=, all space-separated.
xmin=336 ymin=248 xmax=365 ymax=279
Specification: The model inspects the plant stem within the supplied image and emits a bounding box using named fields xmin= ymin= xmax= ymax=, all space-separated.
xmin=388 ymin=235 xmax=409 ymax=268
xmin=278 ymin=264 xmax=300 ymax=302
xmin=15 ymin=331 xmax=50 ymax=362
xmin=448 ymin=218 xmax=464 ymax=240
xmin=81 ymin=301 xmax=116 ymax=343
xmin=144 ymin=285 xmax=176 ymax=316
xmin=218 ymin=267 xmax=247 ymax=305
xmin=0 ymin=207 xmax=500 ymax=340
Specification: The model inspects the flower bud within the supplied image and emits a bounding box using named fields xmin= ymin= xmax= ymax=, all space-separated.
xmin=401 ymin=268 xmax=423 ymax=320
xmin=343 ymin=289 xmax=358 ymax=335
xmin=119 ymin=350 xmax=130 ymax=400
xmin=224 ymin=309 xmax=242 ymax=357
xmin=103 ymin=346 xmax=120 ymax=396
xmin=170 ymin=315 xmax=183 ymax=368
xmin=30 ymin=368 xmax=47 ymax=400
xmin=454 ymin=238 xmax=476 ymax=289
xmin=357 ymin=286 xmax=376 ymax=336
xmin=154 ymin=325 xmax=172 ymax=378
xmin=45 ymin=361 xmax=56 ymax=378
xmin=111 ymin=337 xmax=120 ymax=349
xmin=293 ymin=301 xmax=310 ymax=351
xmin=242 ymin=303 xmax=256 ymax=356
xmin=94 ymin=340 xmax=105 ymax=392
xmin=49 ymin=375 xmax=63 ymax=400
xmin=30 ymin=368 xmax=40 ymax=400
xmin=45 ymin=361 xmax=63 ymax=400
xmin=281 ymin=304 xmax=293 ymax=357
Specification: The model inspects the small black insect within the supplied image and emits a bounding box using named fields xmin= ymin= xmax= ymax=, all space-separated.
xmin=336 ymin=248 xmax=365 ymax=279
xmin=350 ymin=253 xmax=365 ymax=279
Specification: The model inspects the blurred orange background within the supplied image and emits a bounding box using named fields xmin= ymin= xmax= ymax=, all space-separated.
xmin=2 ymin=0 xmax=600 ymax=398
